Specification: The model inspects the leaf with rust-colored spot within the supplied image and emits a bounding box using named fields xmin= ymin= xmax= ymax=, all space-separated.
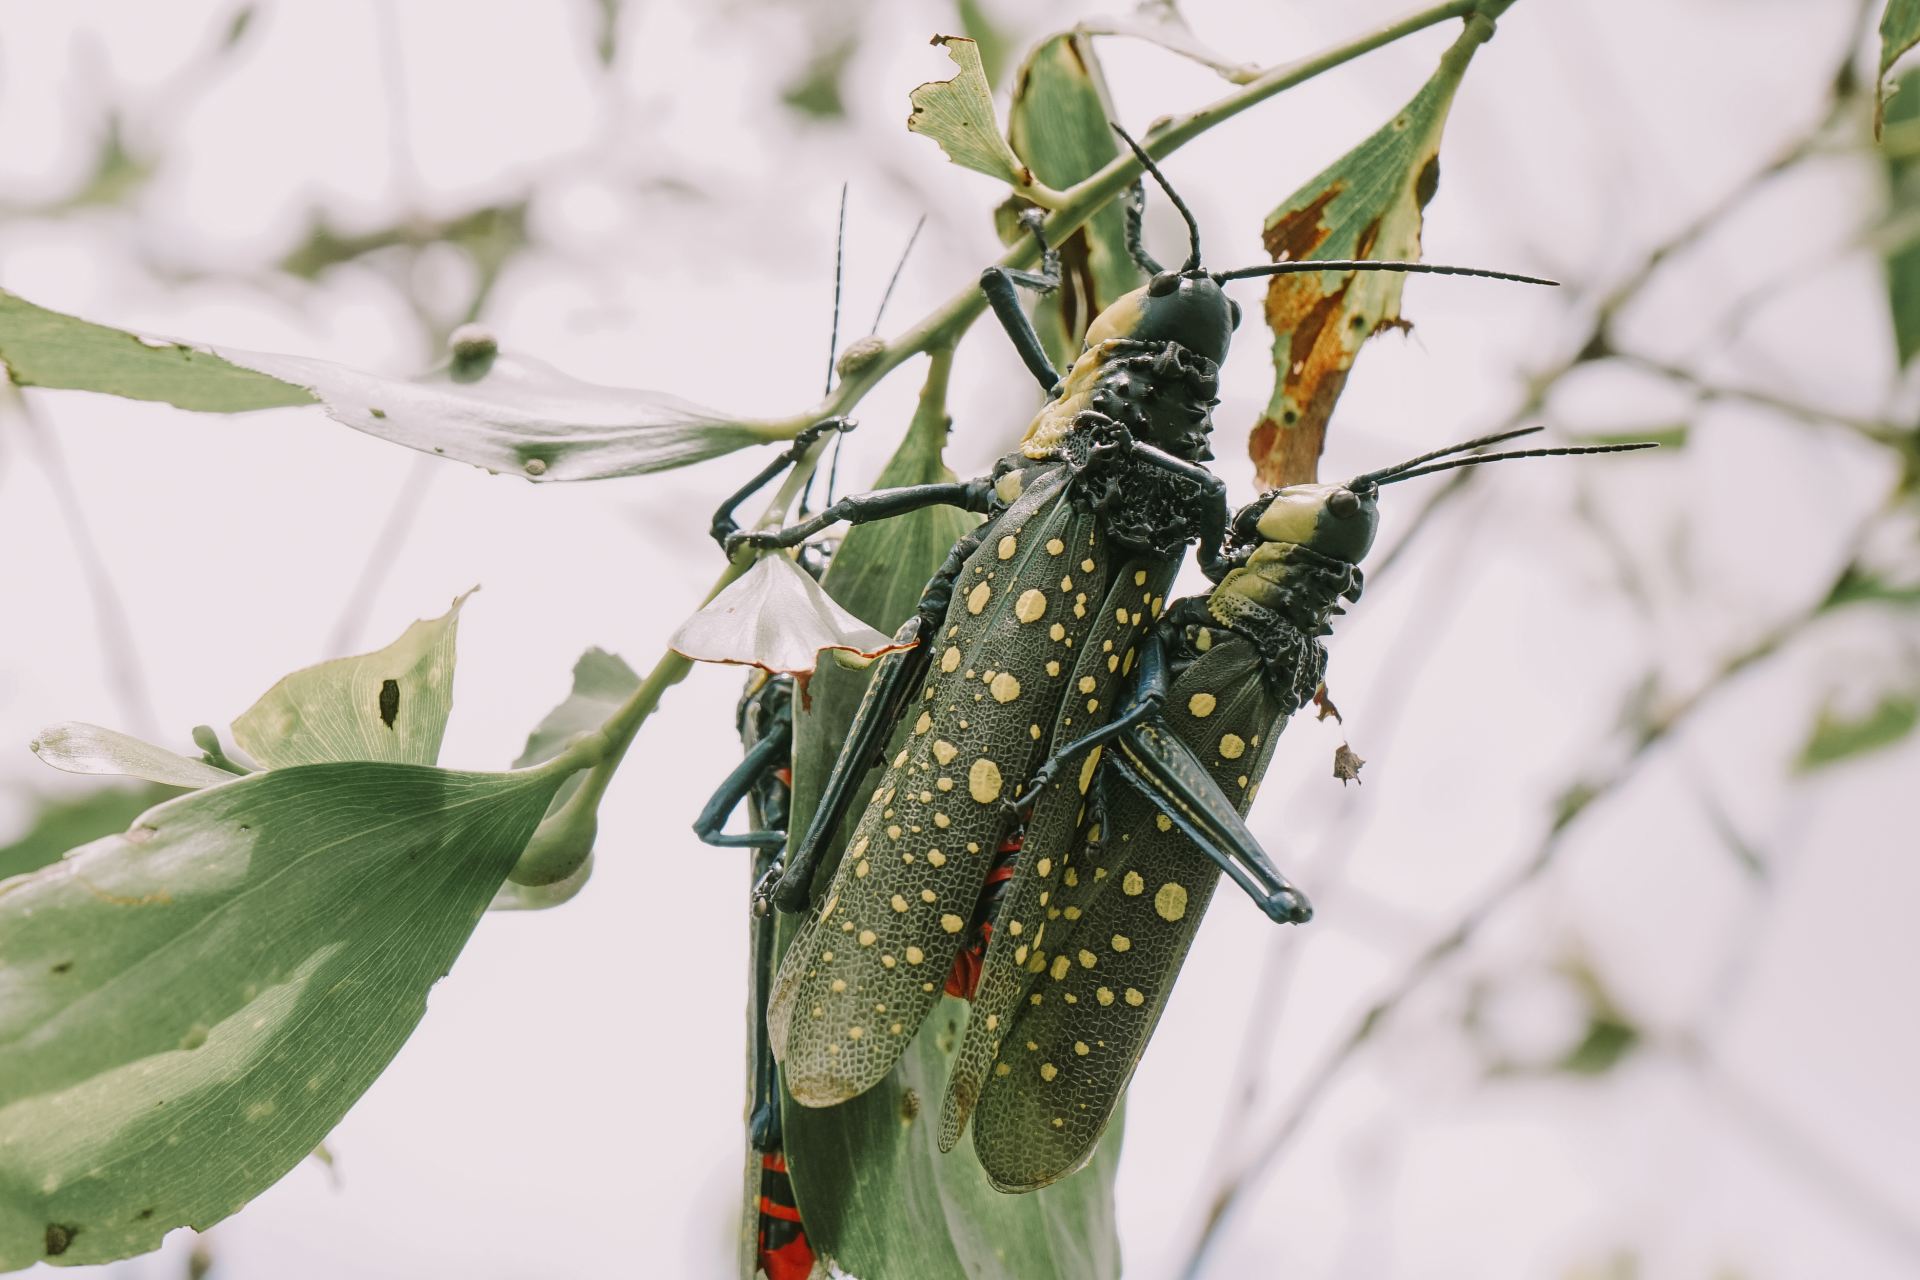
xmin=1005 ymin=32 xmax=1146 ymax=369
xmin=1879 ymin=0 xmax=1920 ymax=135
xmin=1249 ymin=24 xmax=1493 ymax=488
xmin=908 ymin=37 xmax=1050 ymax=197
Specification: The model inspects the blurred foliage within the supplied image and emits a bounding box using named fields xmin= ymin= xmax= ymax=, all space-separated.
xmin=1881 ymin=68 xmax=1920 ymax=363
xmin=1879 ymin=0 xmax=1920 ymax=130
xmin=1797 ymin=686 xmax=1920 ymax=770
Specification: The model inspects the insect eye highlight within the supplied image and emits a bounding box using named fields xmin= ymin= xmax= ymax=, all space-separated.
xmin=1148 ymin=271 xmax=1180 ymax=298
xmin=1327 ymin=489 xmax=1360 ymax=518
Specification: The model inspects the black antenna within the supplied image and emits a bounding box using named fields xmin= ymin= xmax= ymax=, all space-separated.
xmin=1350 ymin=426 xmax=1546 ymax=490
xmin=1110 ymin=122 xmax=1201 ymax=273
xmin=869 ymin=214 xmax=926 ymax=335
xmin=805 ymin=184 xmax=850 ymax=515
xmin=1366 ymin=441 xmax=1658 ymax=488
xmin=1215 ymin=260 xmax=1558 ymax=287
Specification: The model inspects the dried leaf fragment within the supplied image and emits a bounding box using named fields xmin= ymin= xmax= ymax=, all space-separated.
xmin=1333 ymin=742 xmax=1365 ymax=786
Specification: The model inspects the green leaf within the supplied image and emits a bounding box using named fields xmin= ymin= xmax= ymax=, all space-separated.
xmin=1824 ymin=564 xmax=1920 ymax=610
xmin=1796 ymin=687 xmax=1920 ymax=770
xmin=1879 ymin=0 xmax=1920 ymax=135
xmin=490 ymin=647 xmax=641 ymax=905
xmin=0 ymin=289 xmax=793 ymax=480
xmin=776 ymin=352 xmax=1120 ymax=1279
xmin=29 ymin=723 xmax=236 ymax=791
xmin=955 ymin=0 xmax=1013 ymax=88
xmin=0 ymin=761 xmax=565 ymax=1269
xmin=1556 ymin=1016 xmax=1640 ymax=1076
xmin=1882 ymin=69 xmax=1920 ymax=365
xmin=1005 ymin=33 xmax=1147 ymax=370
xmin=231 ymin=591 xmax=472 ymax=770
xmin=781 ymin=33 xmax=858 ymax=119
xmin=1248 ymin=23 xmax=1491 ymax=488
xmin=0 ymin=290 xmax=314 ymax=413
xmin=512 ymin=648 xmax=640 ymax=773
xmin=908 ymin=37 xmax=1045 ymax=195
xmin=0 ymin=786 xmax=177 ymax=884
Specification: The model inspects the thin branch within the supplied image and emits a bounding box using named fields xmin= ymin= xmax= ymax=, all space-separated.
xmin=1 ymin=380 xmax=161 ymax=738
xmin=1177 ymin=568 xmax=1847 ymax=1277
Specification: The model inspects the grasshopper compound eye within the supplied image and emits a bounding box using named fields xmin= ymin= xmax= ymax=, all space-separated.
xmin=1327 ymin=488 xmax=1360 ymax=518
xmin=1148 ymin=271 xmax=1180 ymax=297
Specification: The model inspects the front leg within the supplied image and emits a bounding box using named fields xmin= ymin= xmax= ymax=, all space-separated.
xmin=709 ymin=416 xmax=854 ymax=550
xmin=1129 ymin=441 xmax=1232 ymax=579
xmin=980 ymin=207 xmax=1066 ymax=396
xmin=727 ymin=476 xmax=995 ymax=556
xmin=1010 ymin=627 xmax=1172 ymax=812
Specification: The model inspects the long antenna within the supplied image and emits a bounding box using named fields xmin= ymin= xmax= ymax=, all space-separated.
xmin=1368 ymin=441 xmax=1658 ymax=487
xmin=824 ymin=182 xmax=847 ymax=397
xmin=1350 ymin=426 xmax=1546 ymax=489
xmin=1215 ymin=259 xmax=1558 ymax=287
xmin=805 ymin=184 xmax=849 ymax=516
xmin=869 ymin=215 xmax=926 ymax=335
xmin=1110 ymin=122 xmax=1201 ymax=272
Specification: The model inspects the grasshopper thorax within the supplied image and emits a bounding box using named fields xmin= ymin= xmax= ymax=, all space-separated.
xmin=1084 ymin=271 xmax=1240 ymax=368
xmin=1209 ymin=484 xmax=1372 ymax=649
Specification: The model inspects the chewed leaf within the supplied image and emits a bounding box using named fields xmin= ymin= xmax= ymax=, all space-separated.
xmin=232 ymin=590 xmax=472 ymax=769
xmin=29 ymin=722 xmax=236 ymax=790
xmin=0 ymin=288 xmax=791 ymax=480
xmin=1249 ymin=27 xmax=1486 ymax=487
xmin=908 ymin=36 xmax=1043 ymax=194
xmin=1880 ymin=0 xmax=1920 ymax=135
xmin=1076 ymin=3 xmax=1258 ymax=84
xmin=0 ymin=761 xmax=564 ymax=1269
xmin=1006 ymin=32 xmax=1145 ymax=368
xmin=669 ymin=554 xmax=911 ymax=677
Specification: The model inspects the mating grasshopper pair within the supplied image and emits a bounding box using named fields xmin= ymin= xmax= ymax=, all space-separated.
xmin=696 ymin=133 xmax=1652 ymax=1194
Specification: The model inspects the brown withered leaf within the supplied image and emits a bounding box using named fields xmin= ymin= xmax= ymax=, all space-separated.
xmin=1333 ymin=742 xmax=1365 ymax=786
xmin=1250 ymin=27 xmax=1491 ymax=488
xmin=1312 ymin=683 xmax=1343 ymax=723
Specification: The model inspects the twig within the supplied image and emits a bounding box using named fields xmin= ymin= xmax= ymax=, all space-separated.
xmin=1177 ymin=570 xmax=1845 ymax=1277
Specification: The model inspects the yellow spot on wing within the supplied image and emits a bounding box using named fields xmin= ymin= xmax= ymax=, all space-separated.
xmin=1050 ymin=955 xmax=1070 ymax=980
xmin=942 ymin=647 xmax=962 ymax=673
xmin=940 ymin=913 xmax=965 ymax=933
xmin=933 ymin=739 xmax=958 ymax=765
xmin=1111 ymin=934 xmax=1132 ymax=952
xmin=1188 ymin=692 xmax=1217 ymax=718
xmin=1040 ymin=1062 xmax=1059 ymax=1082
xmin=1122 ymin=871 xmax=1144 ymax=895
xmin=969 ymin=758 xmax=1003 ymax=804
xmin=1155 ymin=882 xmax=1189 ymax=921
xmin=997 ymin=534 xmax=1018 ymax=560
xmin=1015 ymin=589 xmax=1047 ymax=623
xmin=967 ymin=581 xmax=992 ymax=614
xmin=990 ymin=672 xmax=1022 ymax=702
xmin=1220 ymin=733 xmax=1247 ymax=760
xmin=1096 ymin=986 xmax=1114 ymax=1005
xmin=1077 ymin=746 xmax=1102 ymax=795
xmin=1125 ymin=987 xmax=1145 ymax=1006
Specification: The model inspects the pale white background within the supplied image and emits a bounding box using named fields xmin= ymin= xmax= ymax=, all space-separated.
xmin=1 ymin=1 xmax=1914 ymax=1277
